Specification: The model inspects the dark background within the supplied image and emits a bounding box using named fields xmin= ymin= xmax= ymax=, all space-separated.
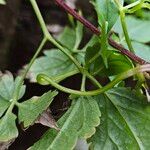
xmin=0 ymin=0 xmax=95 ymax=149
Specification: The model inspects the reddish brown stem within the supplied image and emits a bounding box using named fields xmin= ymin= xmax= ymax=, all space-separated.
xmin=108 ymin=38 xmax=147 ymax=65
xmin=54 ymin=0 xmax=149 ymax=65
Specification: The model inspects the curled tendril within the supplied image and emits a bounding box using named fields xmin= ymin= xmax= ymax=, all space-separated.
xmin=36 ymin=64 xmax=150 ymax=96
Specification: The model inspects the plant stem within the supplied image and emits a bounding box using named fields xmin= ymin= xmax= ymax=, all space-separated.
xmin=101 ymin=21 xmax=108 ymax=67
xmin=124 ymin=0 xmax=141 ymax=10
xmin=54 ymin=0 xmax=149 ymax=65
xmin=48 ymin=37 xmax=101 ymax=89
xmin=55 ymin=0 xmax=100 ymax=35
xmin=30 ymin=0 xmax=50 ymax=38
xmin=37 ymin=64 xmax=150 ymax=96
xmin=30 ymin=0 xmax=82 ymax=70
xmin=118 ymin=2 xmax=147 ymax=88
xmin=47 ymin=37 xmax=83 ymax=72
xmin=6 ymin=37 xmax=47 ymax=114
xmin=120 ymin=10 xmax=135 ymax=53
xmin=81 ymin=75 xmax=86 ymax=91
xmin=108 ymin=38 xmax=146 ymax=64
xmin=124 ymin=0 xmax=146 ymax=13
xmin=54 ymin=69 xmax=80 ymax=83
xmin=73 ymin=50 xmax=86 ymax=53
xmin=85 ymin=71 xmax=102 ymax=88
xmin=30 ymin=0 xmax=102 ymax=89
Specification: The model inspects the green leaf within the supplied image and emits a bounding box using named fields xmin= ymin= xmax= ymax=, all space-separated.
xmin=0 ymin=113 xmax=18 ymax=142
xmin=28 ymin=49 xmax=78 ymax=83
xmin=0 ymin=73 xmax=25 ymax=117
xmin=82 ymin=35 xmax=100 ymax=52
xmin=85 ymin=46 xmax=133 ymax=76
xmin=89 ymin=88 xmax=150 ymax=149
xmin=18 ymin=91 xmax=58 ymax=128
xmin=0 ymin=73 xmax=15 ymax=100
xmin=57 ymin=27 xmax=76 ymax=50
xmin=101 ymin=22 xmax=109 ymax=67
xmin=93 ymin=0 xmax=119 ymax=32
xmin=132 ymin=41 xmax=150 ymax=62
xmin=73 ymin=21 xmax=83 ymax=50
xmin=0 ymin=0 xmax=6 ymax=5
xmin=0 ymin=73 xmax=25 ymax=100
xmin=114 ymin=16 xmax=150 ymax=43
xmin=29 ymin=96 xmax=101 ymax=150
xmin=105 ymin=50 xmax=133 ymax=76
xmin=85 ymin=43 xmax=101 ymax=67
xmin=0 ymin=96 xmax=10 ymax=118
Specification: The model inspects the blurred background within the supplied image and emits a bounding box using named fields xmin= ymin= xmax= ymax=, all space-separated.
xmin=0 ymin=0 xmax=94 ymax=149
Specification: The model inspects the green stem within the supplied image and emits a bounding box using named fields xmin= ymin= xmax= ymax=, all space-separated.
xmin=142 ymin=3 xmax=150 ymax=9
xmin=30 ymin=0 xmax=50 ymax=38
xmin=81 ymin=75 xmax=86 ymax=91
xmin=47 ymin=37 xmax=83 ymax=72
xmin=30 ymin=0 xmax=102 ymax=89
xmin=37 ymin=64 xmax=150 ymax=96
xmin=49 ymin=38 xmax=102 ymax=89
xmin=73 ymin=50 xmax=86 ymax=53
xmin=101 ymin=21 xmax=108 ymax=67
xmin=85 ymin=71 xmax=102 ymax=88
xmin=120 ymin=5 xmax=146 ymax=87
xmin=120 ymin=10 xmax=135 ymax=53
xmin=114 ymin=0 xmax=122 ymax=8
xmin=30 ymin=0 xmax=82 ymax=72
xmin=124 ymin=0 xmax=146 ymax=13
xmin=54 ymin=69 xmax=80 ymax=83
xmin=124 ymin=0 xmax=141 ymax=10
xmin=6 ymin=37 xmax=47 ymax=114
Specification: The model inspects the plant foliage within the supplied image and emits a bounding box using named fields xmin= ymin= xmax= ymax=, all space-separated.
xmin=0 ymin=0 xmax=150 ymax=149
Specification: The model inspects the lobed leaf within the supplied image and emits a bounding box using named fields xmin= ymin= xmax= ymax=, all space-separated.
xmin=93 ymin=0 xmax=119 ymax=32
xmin=114 ymin=16 xmax=150 ymax=43
xmin=73 ymin=21 xmax=83 ymax=50
xmin=0 ymin=73 xmax=25 ymax=117
xmin=0 ymin=73 xmax=25 ymax=100
xmin=28 ymin=49 xmax=77 ymax=83
xmin=85 ymin=44 xmax=133 ymax=76
xmin=89 ymin=88 xmax=150 ymax=149
xmin=18 ymin=91 xmax=58 ymax=128
xmin=0 ymin=113 xmax=18 ymax=142
xmin=29 ymin=96 xmax=101 ymax=150
xmin=57 ymin=27 xmax=76 ymax=50
xmin=0 ymin=97 xmax=10 ymax=118
xmin=132 ymin=41 xmax=150 ymax=63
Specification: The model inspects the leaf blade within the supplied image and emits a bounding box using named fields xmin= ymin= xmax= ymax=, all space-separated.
xmin=29 ymin=96 xmax=101 ymax=150
xmin=28 ymin=49 xmax=77 ymax=82
xmin=0 ymin=113 xmax=18 ymax=142
xmin=93 ymin=0 xmax=119 ymax=32
xmin=18 ymin=91 xmax=58 ymax=128
xmin=89 ymin=88 xmax=150 ymax=149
